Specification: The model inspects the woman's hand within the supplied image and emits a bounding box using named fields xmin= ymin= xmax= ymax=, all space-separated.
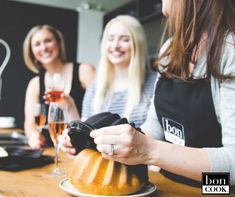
xmin=44 ymin=92 xmax=80 ymax=121
xmin=90 ymin=124 xmax=151 ymax=165
xmin=60 ymin=93 xmax=80 ymax=121
xmin=58 ymin=129 xmax=77 ymax=155
xmin=28 ymin=131 xmax=46 ymax=149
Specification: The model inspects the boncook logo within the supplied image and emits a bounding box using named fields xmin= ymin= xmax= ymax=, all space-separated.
xmin=202 ymin=172 xmax=230 ymax=195
xmin=162 ymin=118 xmax=185 ymax=146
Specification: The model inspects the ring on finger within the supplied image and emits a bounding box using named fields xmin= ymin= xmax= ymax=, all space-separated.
xmin=109 ymin=144 xmax=115 ymax=155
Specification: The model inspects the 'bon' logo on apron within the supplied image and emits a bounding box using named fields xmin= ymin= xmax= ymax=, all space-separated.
xmin=162 ymin=118 xmax=185 ymax=146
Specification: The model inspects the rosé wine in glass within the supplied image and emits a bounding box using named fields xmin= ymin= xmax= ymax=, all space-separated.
xmin=47 ymin=102 xmax=67 ymax=178
xmin=46 ymin=90 xmax=64 ymax=103
xmin=48 ymin=121 xmax=67 ymax=144
xmin=47 ymin=73 xmax=65 ymax=103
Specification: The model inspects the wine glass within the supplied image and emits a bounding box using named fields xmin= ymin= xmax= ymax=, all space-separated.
xmin=47 ymin=102 xmax=67 ymax=178
xmin=34 ymin=103 xmax=46 ymax=132
xmin=47 ymin=73 xmax=65 ymax=103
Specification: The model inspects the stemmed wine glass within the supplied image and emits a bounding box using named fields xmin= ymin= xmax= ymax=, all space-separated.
xmin=34 ymin=103 xmax=46 ymax=132
xmin=47 ymin=73 xmax=65 ymax=103
xmin=47 ymin=102 xmax=67 ymax=178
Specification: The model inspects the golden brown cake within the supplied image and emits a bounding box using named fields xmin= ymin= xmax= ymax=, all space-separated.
xmin=69 ymin=149 xmax=146 ymax=195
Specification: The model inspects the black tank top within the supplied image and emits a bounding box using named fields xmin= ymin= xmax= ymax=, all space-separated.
xmin=39 ymin=62 xmax=85 ymax=115
xmin=39 ymin=63 xmax=85 ymax=145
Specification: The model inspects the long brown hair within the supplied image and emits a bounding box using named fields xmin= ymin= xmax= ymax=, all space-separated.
xmin=156 ymin=0 xmax=235 ymax=80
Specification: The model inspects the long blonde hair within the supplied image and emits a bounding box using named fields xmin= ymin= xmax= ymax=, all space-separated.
xmin=93 ymin=15 xmax=150 ymax=118
xmin=23 ymin=24 xmax=67 ymax=73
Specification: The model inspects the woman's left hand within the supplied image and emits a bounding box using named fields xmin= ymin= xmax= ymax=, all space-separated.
xmin=90 ymin=124 xmax=151 ymax=165
xmin=58 ymin=128 xmax=77 ymax=155
xmin=60 ymin=93 xmax=80 ymax=121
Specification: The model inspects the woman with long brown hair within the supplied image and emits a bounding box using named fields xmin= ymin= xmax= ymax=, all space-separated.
xmin=88 ymin=0 xmax=235 ymax=186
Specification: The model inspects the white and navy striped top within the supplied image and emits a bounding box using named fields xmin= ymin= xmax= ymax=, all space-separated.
xmin=81 ymin=72 xmax=157 ymax=127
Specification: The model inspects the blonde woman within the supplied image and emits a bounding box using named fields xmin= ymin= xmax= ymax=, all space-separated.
xmin=82 ymin=15 xmax=156 ymax=126
xmin=23 ymin=25 xmax=95 ymax=149
xmin=59 ymin=15 xmax=156 ymax=155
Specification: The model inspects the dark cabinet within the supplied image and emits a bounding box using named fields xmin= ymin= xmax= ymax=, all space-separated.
xmin=137 ymin=0 xmax=162 ymax=23
xmin=104 ymin=0 xmax=162 ymax=26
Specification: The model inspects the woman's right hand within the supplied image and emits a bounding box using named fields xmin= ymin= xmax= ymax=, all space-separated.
xmin=43 ymin=92 xmax=80 ymax=121
xmin=58 ymin=129 xmax=77 ymax=155
xmin=28 ymin=131 xmax=46 ymax=149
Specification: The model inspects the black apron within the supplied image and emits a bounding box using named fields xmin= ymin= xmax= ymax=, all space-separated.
xmin=154 ymin=75 xmax=222 ymax=186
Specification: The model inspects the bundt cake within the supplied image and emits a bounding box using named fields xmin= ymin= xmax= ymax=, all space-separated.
xmin=67 ymin=113 xmax=148 ymax=195
xmin=69 ymin=149 xmax=146 ymax=195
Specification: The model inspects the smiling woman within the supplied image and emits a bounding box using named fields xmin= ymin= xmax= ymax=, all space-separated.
xmin=23 ymin=25 xmax=95 ymax=149
xmin=30 ymin=29 xmax=61 ymax=70
xmin=81 ymin=15 xmax=156 ymax=126
xmin=106 ymin=22 xmax=131 ymax=68
xmin=59 ymin=15 xmax=156 ymax=157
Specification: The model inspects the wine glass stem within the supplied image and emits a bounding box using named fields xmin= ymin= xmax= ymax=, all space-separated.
xmin=54 ymin=143 xmax=59 ymax=170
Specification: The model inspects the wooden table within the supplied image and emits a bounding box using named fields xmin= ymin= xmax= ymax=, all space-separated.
xmin=0 ymin=129 xmax=235 ymax=197
xmin=0 ymin=148 xmax=234 ymax=197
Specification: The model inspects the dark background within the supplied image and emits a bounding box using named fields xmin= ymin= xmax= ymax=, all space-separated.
xmin=104 ymin=0 xmax=162 ymax=25
xmin=0 ymin=0 xmax=78 ymax=128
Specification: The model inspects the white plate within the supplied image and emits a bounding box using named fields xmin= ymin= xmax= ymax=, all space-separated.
xmin=59 ymin=178 xmax=157 ymax=197
xmin=0 ymin=117 xmax=15 ymax=128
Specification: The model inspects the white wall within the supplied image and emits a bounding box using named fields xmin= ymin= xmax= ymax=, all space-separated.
xmin=10 ymin=0 xmax=133 ymax=12
xmin=78 ymin=10 xmax=104 ymax=67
